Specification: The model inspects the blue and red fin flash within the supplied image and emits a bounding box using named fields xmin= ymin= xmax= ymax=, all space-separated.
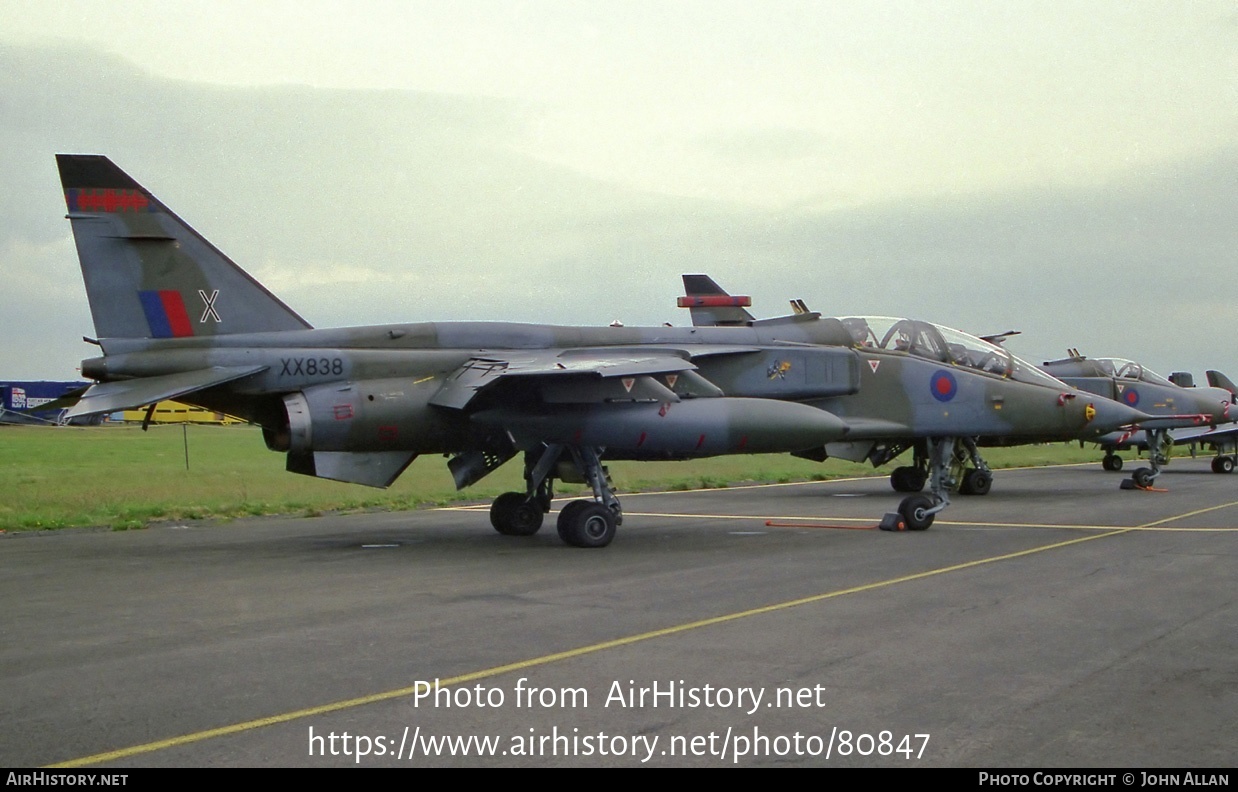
xmin=138 ymin=290 xmax=195 ymax=338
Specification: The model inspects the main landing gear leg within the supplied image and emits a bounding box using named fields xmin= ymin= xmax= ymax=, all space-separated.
xmin=955 ymin=437 xmax=993 ymax=496
xmin=1123 ymin=429 xmax=1169 ymax=489
xmin=881 ymin=437 xmax=952 ymax=531
xmin=489 ymin=444 xmax=622 ymax=547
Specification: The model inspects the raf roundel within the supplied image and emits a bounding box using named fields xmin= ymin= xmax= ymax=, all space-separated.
xmin=930 ymin=370 xmax=958 ymax=402
xmin=1122 ymin=388 xmax=1140 ymax=407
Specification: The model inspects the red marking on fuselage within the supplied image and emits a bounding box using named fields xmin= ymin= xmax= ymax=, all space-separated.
xmin=637 ymin=431 xmax=647 ymax=447
xmin=695 ymin=434 xmax=706 ymax=450
xmin=738 ymin=435 xmax=748 ymax=451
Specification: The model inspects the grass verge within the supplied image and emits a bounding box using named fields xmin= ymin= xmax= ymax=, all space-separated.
xmin=0 ymin=424 xmax=1109 ymax=532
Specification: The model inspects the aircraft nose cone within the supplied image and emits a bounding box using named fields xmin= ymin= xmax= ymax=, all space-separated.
xmin=1086 ymin=398 xmax=1149 ymax=433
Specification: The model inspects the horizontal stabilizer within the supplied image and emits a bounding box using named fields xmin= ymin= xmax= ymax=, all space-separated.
xmin=66 ymin=365 xmax=267 ymax=418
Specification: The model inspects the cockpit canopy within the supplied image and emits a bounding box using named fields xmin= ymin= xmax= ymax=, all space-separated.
xmin=1091 ymin=358 xmax=1175 ymax=387
xmin=1042 ymin=356 xmax=1176 ymax=387
xmin=839 ymin=316 xmax=1066 ymax=388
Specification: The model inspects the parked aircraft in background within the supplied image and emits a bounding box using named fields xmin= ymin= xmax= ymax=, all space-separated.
xmin=677 ymin=276 xmax=1147 ymax=529
xmin=1040 ymin=353 xmax=1236 ymax=483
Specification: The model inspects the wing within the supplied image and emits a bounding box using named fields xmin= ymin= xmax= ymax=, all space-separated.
xmin=1170 ymin=422 xmax=1238 ymax=445
xmin=434 ymin=346 xmax=754 ymax=489
xmin=429 ymin=348 xmax=734 ymax=410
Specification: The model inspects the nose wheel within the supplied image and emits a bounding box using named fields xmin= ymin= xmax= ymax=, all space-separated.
xmin=898 ymin=493 xmax=939 ymax=530
xmin=1121 ymin=429 xmax=1169 ymax=490
xmin=880 ymin=437 xmax=955 ymax=531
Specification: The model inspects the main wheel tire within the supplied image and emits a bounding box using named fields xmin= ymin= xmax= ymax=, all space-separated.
xmin=890 ymin=466 xmax=926 ymax=493
xmin=910 ymin=469 xmax=928 ymax=491
xmin=962 ymin=469 xmax=992 ymax=496
xmin=1102 ymin=454 xmax=1123 ymax=472
xmin=555 ymin=500 xmax=588 ymax=540
xmin=1131 ymin=467 xmax=1154 ymax=488
xmin=558 ymin=502 xmax=616 ymax=548
xmin=898 ymin=494 xmax=936 ymax=531
xmin=1212 ymin=456 xmax=1235 ymax=474
xmin=490 ymin=491 xmax=544 ymax=536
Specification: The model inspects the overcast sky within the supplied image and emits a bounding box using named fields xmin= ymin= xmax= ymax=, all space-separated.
xmin=1 ymin=1 xmax=1235 ymax=381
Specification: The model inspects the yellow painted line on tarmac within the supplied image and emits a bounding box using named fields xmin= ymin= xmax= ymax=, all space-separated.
xmin=609 ymin=462 xmax=1101 ymax=498
xmin=622 ymin=510 xmax=873 ymax=523
xmin=945 ymin=520 xmax=1238 ymax=532
xmin=1137 ymin=499 xmax=1238 ymax=527
xmin=447 ymin=501 xmax=1238 ymax=533
xmin=434 ymin=461 xmax=1110 ymax=513
xmin=627 ymin=511 xmax=1238 ymax=532
xmin=51 ymin=499 xmax=1229 ymax=769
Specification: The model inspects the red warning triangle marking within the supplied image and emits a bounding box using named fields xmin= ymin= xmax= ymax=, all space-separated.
xmin=622 ymin=377 xmax=636 ymax=392
xmin=868 ymin=360 xmax=881 ymax=373
xmin=666 ymin=374 xmax=678 ymax=389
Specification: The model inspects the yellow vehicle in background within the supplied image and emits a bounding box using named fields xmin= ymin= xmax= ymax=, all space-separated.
xmin=119 ymin=402 xmax=246 ymax=425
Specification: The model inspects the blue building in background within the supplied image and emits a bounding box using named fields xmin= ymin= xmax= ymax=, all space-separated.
xmin=0 ymin=381 xmax=94 ymax=425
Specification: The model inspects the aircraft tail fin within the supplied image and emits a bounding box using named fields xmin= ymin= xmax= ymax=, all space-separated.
xmin=678 ymin=274 xmax=754 ymax=327
xmin=1206 ymin=370 xmax=1237 ymax=400
xmin=56 ymin=154 xmax=311 ymax=340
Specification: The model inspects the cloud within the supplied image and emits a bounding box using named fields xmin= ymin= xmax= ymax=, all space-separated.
xmin=1 ymin=40 xmax=1234 ymax=383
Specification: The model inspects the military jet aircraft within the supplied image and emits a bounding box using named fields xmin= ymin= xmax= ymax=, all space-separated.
xmin=677 ymin=276 xmax=1148 ymax=529
xmin=51 ymin=154 xmax=885 ymax=548
xmin=54 ymin=155 xmax=1145 ymax=544
xmin=1040 ymin=353 xmax=1236 ymax=484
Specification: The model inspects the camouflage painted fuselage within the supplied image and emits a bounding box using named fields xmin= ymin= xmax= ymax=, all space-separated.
xmin=80 ymin=315 xmax=1135 ymax=467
